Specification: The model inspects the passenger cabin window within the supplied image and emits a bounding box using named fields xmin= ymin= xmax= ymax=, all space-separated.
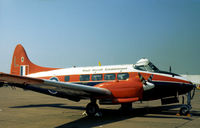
xmin=92 ymin=74 xmax=103 ymax=81
xmin=117 ymin=73 xmax=129 ymax=80
xmin=80 ymin=75 xmax=90 ymax=81
xmin=64 ymin=76 xmax=70 ymax=82
xmin=104 ymin=74 xmax=116 ymax=80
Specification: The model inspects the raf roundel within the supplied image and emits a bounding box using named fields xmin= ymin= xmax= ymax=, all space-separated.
xmin=50 ymin=77 xmax=59 ymax=81
xmin=48 ymin=77 xmax=59 ymax=95
xmin=21 ymin=57 xmax=24 ymax=63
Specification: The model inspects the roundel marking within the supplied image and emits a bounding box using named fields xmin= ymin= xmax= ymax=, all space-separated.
xmin=50 ymin=77 xmax=59 ymax=81
xmin=48 ymin=90 xmax=58 ymax=95
xmin=21 ymin=57 xmax=24 ymax=63
xmin=48 ymin=77 xmax=59 ymax=95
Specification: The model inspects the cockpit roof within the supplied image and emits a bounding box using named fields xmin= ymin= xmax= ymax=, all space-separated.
xmin=135 ymin=58 xmax=151 ymax=67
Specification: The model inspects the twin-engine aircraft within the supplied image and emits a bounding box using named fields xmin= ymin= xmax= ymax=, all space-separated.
xmin=0 ymin=44 xmax=196 ymax=116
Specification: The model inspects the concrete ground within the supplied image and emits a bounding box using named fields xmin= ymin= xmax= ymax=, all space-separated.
xmin=0 ymin=87 xmax=200 ymax=128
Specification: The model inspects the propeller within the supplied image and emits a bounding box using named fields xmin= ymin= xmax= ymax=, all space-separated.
xmin=138 ymin=73 xmax=146 ymax=85
xmin=138 ymin=73 xmax=155 ymax=91
xmin=147 ymin=74 xmax=154 ymax=82
xmin=138 ymin=73 xmax=153 ymax=84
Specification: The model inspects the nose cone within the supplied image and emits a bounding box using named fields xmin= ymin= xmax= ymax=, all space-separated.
xmin=185 ymin=82 xmax=196 ymax=93
xmin=181 ymin=75 xmax=200 ymax=88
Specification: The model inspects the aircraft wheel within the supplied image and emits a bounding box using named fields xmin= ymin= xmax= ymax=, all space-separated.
xmin=86 ymin=103 xmax=99 ymax=116
xmin=179 ymin=106 xmax=189 ymax=116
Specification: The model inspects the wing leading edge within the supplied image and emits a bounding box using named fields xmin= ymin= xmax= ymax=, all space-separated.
xmin=0 ymin=72 xmax=112 ymax=101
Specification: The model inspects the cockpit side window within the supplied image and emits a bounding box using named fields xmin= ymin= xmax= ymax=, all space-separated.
xmin=117 ymin=73 xmax=129 ymax=80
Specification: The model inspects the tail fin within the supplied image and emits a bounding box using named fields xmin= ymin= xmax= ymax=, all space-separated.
xmin=10 ymin=44 xmax=58 ymax=76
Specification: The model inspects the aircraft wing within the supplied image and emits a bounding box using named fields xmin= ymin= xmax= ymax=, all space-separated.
xmin=0 ymin=72 xmax=112 ymax=101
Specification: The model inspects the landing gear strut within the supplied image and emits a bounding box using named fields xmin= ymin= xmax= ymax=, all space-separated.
xmin=86 ymin=98 xmax=101 ymax=117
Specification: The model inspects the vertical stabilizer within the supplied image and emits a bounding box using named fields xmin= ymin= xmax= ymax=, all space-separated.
xmin=10 ymin=44 xmax=58 ymax=76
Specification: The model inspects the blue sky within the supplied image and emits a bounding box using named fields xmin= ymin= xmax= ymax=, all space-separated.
xmin=0 ymin=0 xmax=200 ymax=74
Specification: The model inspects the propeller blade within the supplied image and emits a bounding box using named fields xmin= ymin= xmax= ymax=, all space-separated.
xmin=138 ymin=73 xmax=155 ymax=91
xmin=138 ymin=73 xmax=147 ymax=85
xmin=148 ymin=74 xmax=154 ymax=82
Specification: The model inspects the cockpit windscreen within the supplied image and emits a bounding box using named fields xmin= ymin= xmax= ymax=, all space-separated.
xmin=134 ymin=61 xmax=159 ymax=72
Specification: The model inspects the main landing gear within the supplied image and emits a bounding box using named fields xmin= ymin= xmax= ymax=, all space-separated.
xmin=85 ymin=98 xmax=101 ymax=117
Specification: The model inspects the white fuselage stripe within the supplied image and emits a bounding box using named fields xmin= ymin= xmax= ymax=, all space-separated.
xmin=26 ymin=64 xmax=189 ymax=82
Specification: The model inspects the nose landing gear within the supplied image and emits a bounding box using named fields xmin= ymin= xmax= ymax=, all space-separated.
xmin=178 ymin=90 xmax=194 ymax=116
xmin=179 ymin=105 xmax=191 ymax=116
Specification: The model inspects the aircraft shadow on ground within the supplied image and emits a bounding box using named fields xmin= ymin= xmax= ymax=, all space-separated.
xmin=56 ymin=107 xmax=199 ymax=128
xmin=10 ymin=103 xmax=86 ymax=110
xmin=10 ymin=103 xmax=200 ymax=128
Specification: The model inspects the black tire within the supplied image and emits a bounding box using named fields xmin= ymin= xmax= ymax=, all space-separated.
xmin=86 ymin=103 xmax=99 ymax=117
xmin=179 ymin=106 xmax=189 ymax=116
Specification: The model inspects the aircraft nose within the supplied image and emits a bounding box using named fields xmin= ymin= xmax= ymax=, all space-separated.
xmin=187 ymin=80 xmax=198 ymax=88
xmin=182 ymin=81 xmax=196 ymax=93
xmin=189 ymin=81 xmax=196 ymax=87
xmin=186 ymin=82 xmax=198 ymax=92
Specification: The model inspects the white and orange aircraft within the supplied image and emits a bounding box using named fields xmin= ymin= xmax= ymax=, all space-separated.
xmin=0 ymin=44 xmax=196 ymax=116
